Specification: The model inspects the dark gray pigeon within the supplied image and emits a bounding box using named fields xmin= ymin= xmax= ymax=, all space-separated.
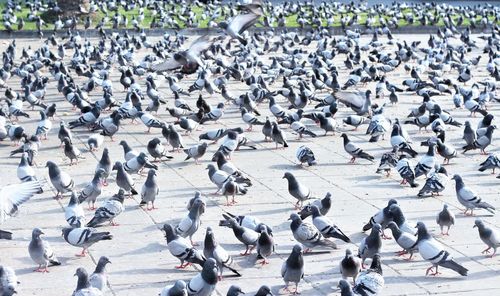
xmin=296 ymin=145 xmax=316 ymax=166
xmin=28 ymin=228 xmax=61 ymax=272
xmin=160 ymin=280 xmax=187 ymax=296
xmin=415 ymin=222 xmax=468 ymax=276
xmin=78 ymin=169 xmax=106 ymax=210
xmin=186 ymin=258 xmax=219 ymax=296
xmin=436 ymin=204 xmax=455 ymax=235
xmin=203 ymin=227 xmax=241 ymax=278
xmin=358 ymin=223 xmax=383 ymax=268
xmin=46 ymin=160 xmax=74 ymax=198
xmin=118 ymin=140 xmax=138 ymax=161
xmin=226 ymin=217 xmax=259 ymax=255
xmin=140 ymin=169 xmax=159 ymax=210
xmin=63 ymin=137 xmax=83 ymax=165
xmin=257 ymin=224 xmax=274 ymax=265
xmin=463 ymin=125 xmax=495 ymax=154
xmin=86 ymin=189 xmax=125 ymax=227
xmin=95 ymin=148 xmax=111 ymax=186
xmin=227 ymin=285 xmax=244 ymax=296
xmin=184 ymin=142 xmax=208 ymax=164
xmin=73 ymin=267 xmax=103 ymax=296
xmin=478 ymin=153 xmax=500 ymax=173
xmin=281 ymin=244 xmax=304 ymax=294
xmin=339 ymin=248 xmax=361 ymax=282
xmin=112 ymin=162 xmax=138 ymax=196
xmin=283 ymin=172 xmax=314 ymax=209
xmin=147 ymin=137 xmax=173 ymax=162
xmin=451 ymin=174 xmax=495 ymax=215
xmin=271 ymin=122 xmax=288 ymax=149
xmin=474 ymin=219 xmax=500 ymax=258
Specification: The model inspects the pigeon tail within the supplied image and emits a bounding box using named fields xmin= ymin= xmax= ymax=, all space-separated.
xmin=477 ymin=201 xmax=496 ymax=214
xmin=0 ymin=229 xmax=13 ymax=240
xmin=440 ymin=260 xmax=468 ymax=276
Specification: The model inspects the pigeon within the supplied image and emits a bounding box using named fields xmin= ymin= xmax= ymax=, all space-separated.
xmin=311 ymin=205 xmax=350 ymax=243
xmin=474 ymin=219 xmax=500 ymax=258
xmin=341 ymin=133 xmax=374 ymax=163
xmin=112 ymin=162 xmax=138 ymax=196
xmin=241 ymin=107 xmax=264 ymax=131
xmin=61 ymin=227 xmax=113 ymax=257
xmin=163 ymin=223 xmax=205 ymax=269
xmin=396 ymin=155 xmax=419 ymax=187
xmin=226 ymin=217 xmax=260 ymax=255
xmin=0 ymin=265 xmax=18 ymax=296
xmin=478 ymin=153 xmax=500 ymax=174
xmin=221 ymin=176 xmax=248 ymax=206
xmin=176 ymin=198 xmax=204 ymax=245
xmin=65 ymin=192 xmax=85 ymax=228
xmin=257 ymin=224 xmax=274 ymax=265
xmin=340 ymin=248 xmax=361 ymax=282
xmin=281 ymin=244 xmax=304 ymax=294
xmin=289 ymin=213 xmax=337 ymax=251
xmin=436 ymin=204 xmax=455 ymax=236
xmin=147 ymin=137 xmax=173 ymax=162
xmin=362 ymin=199 xmax=398 ymax=236
xmin=1 ymin=180 xmax=43 ymax=239
xmin=86 ymin=189 xmax=125 ymax=227
xmin=140 ymin=169 xmax=159 ymax=210
xmin=35 ymin=110 xmax=52 ymax=139
xmin=46 ymin=160 xmax=74 ymax=198
xmin=15 ymin=153 xmax=35 ymax=184
xmin=206 ymin=164 xmax=250 ymax=194
xmin=353 ymin=254 xmax=384 ymax=295
xmin=298 ymin=192 xmax=332 ymax=219
xmin=152 ymin=35 xmax=214 ymax=72
xmin=95 ymin=148 xmax=112 ymax=186
xmin=118 ymin=140 xmax=138 ymax=161
xmin=63 ymin=137 xmax=83 ymax=165
xmin=417 ymin=166 xmax=448 ymax=197
xmin=387 ymin=221 xmax=418 ymax=260
xmin=358 ymin=223 xmax=383 ymax=268
xmin=337 ymin=280 xmax=355 ymax=296
xmin=283 ymin=172 xmax=314 ymax=209
xmin=89 ymin=256 xmax=111 ymax=291
xmin=219 ymin=212 xmax=269 ymax=234
xmin=137 ymin=111 xmax=164 ymax=133
xmin=186 ymin=258 xmax=219 ymax=296
xmin=160 ymin=280 xmax=188 ymax=296
xmin=87 ymin=134 xmax=104 ymax=152
xmin=451 ymin=174 xmax=495 ymax=215
xmin=203 ymin=227 xmax=241 ymax=278
xmin=388 ymin=204 xmax=416 ymax=235
xmin=184 ymin=142 xmax=208 ymax=165
xmin=226 ymin=285 xmax=244 ymax=296
xmin=219 ymin=11 xmax=261 ymax=46
xmin=415 ymin=222 xmax=468 ymax=276
xmin=415 ymin=143 xmax=436 ymax=178
xmin=262 ymin=117 xmax=273 ymax=141
xmin=316 ymin=113 xmax=337 ymax=135
xmin=271 ymin=122 xmax=288 ymax=149
xmin=78 ymin=169 xmax=106 ymax=210
xmin=296 ymin=145 xmax=316 ymax=166
xmin=463 ymin=125 xmax=496 ymax=154
xmin=28 ymin=228 xmax=61 ymax=272
xmin=435 ymin=139 xmax=457 ymax=164
xmin=462 ymin=121 xmax=476 ymax=146
xmin=291 ymin=120 xmax=317 ymax=139
xmin=123 ymin=152 xmax=158 ymax=174
xmin=343 ymin=115 xmax=369 ymax=130
xmin=253 ymin=285 xmax=273 ymax=296
xmin=73 ymin=267 xmax=103 ymax=296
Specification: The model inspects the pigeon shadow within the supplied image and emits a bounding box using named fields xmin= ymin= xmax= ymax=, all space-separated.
xmin=116 ymin=242 xmax=165 ymax=256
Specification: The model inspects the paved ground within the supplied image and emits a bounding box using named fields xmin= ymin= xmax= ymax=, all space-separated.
xmin=0 ymin=33 xmax=499 ymax=296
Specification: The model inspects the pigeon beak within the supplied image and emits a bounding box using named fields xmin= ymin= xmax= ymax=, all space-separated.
xmin=473 ymin=225 xmax=477 ymax=228
xmin=287 ymin=217 xmax=292 ymax=221
xmin=40 ymin=230 xmax=45 ymax=235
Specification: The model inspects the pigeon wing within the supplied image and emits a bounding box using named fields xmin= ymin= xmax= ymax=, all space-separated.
xmin=0 ymin=180 xmax=41 ymax=222
xmin=229 ymin=13 xmax=260 ymax=35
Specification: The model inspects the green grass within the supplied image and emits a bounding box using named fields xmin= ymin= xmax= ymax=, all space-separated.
xmin=0 ymin=3 xmax=498 ymax=31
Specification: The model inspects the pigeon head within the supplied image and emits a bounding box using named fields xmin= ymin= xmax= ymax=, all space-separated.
xmin=282 ymin=172 xmax=294 ymax=180
xmin=310 ymin=205 xmax=321 ymax=217
xmin=483 ymin=113 xmax=494 ymax=126
xmin=371 ymin=223 xmax=382 ymax=234
xmin=288 ymin=213 xmax=301 ymax=222
xmin=172 ymin=280 xmax=187 ymax=292
xmin=32 ymin=228 xmax=44 ymax=238
xmin=227 ymin=131 xmax=238 ymax=140
xmin=291 ymin=244 xmax=303 ymax=254
xmin=345 ymin=248 xmax=353 ymax=257
xmin=255 ymin=285 xmax=272 ymax=296
xmin=62 ymin=137 xmax=71 ymax=146
xmin=147 ymin=169 xmax=156 ymax=177
xmin=227 ymin=285 xmax=244 ymax=296
xmin=112 ymin=161 xmax=123 ymax=170
xmin=473 ymin=219 xmax=484 ymax=229
xmin=162 ymin=224 xmax=177 ymax=242
xmin=68 ymin=191 xmax=79 ymax=206
xmin=451 ymin=174 xmax=462 ymax=182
